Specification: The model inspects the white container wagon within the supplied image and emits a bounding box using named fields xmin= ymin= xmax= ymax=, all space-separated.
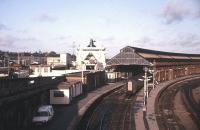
xmin=127 ymin=80 xmax=137 ymax=94
xmin=50 ymin=81 xmax=82 ymax=105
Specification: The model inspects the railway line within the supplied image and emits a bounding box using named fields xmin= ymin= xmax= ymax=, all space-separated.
xmin=156 ymin=78 xmax=200 ymax=130
xmin=181 ymin=80 xmax=200 ymax=130
xmin=77 ymin=76 xmax=200 ymax=130
xmin=78 ymin=84 xmax=136 ymax=130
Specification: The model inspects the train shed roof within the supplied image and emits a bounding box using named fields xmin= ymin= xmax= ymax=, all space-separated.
xmin=107 ymin=46 xmax=200 ymax=66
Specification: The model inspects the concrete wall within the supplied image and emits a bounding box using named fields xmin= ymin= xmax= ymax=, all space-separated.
xmin=0 ymin=91 xmax=49 ymax=130
xmin=0 ymin=76 xmax=64 ymax=130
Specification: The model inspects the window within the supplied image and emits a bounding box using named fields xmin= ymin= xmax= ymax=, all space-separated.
xmin=86 ymin=65 xmax=94 ymax=70
xmin=54 ymin=91 xmax=64 ymax=97
xmin=36 ymin=111 xmax=49 ymax=117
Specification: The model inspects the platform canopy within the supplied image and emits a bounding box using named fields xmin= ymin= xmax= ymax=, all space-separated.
xmin=107 ymin=46 xmax=150 ymax=66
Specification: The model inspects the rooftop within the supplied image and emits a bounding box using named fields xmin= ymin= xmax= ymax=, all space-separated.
xmin=129 ymin=46 xmax=200 ymax=57
xmin=107 ymin=46 xmax=200 ymax=66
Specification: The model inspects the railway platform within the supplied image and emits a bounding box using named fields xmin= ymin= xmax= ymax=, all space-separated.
xmin=134 ymin=74 xmax=200 ymax=130
xmin=67 ymin=81 xmax=126 ymax=130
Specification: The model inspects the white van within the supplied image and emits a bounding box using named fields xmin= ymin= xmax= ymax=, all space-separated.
xmin=32 ymin=105 xmax=54 ymax=124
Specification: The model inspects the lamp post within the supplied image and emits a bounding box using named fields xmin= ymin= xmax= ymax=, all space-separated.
xmin=39 ymin=64 xmax=42 ymax=77
xmin=153 ymin=71 xmax=155 ymax=89
xmin=146 ymin=74 xmax=149 ymax=98
xmin=82 ymin=70 xmax=84 ymax=83
xmin=144 ymin=66 xmax=148 ymax=106
xmin=149 ymin=69 xmax=155 ymax=89
xmin=81 ymin=61 xmax=85 ymax=83
xmin=139 ymin=67 xmax=151 ymax=106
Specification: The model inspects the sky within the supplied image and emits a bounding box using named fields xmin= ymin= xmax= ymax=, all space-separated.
xmin=0 ymin=0 xmax=200 ymax=58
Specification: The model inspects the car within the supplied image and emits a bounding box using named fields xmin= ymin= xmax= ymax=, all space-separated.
xmin=32 ymin=105 xmax=54 ymax=125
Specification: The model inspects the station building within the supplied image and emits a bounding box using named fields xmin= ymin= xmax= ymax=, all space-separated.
xmin=107 ymin=46 xmax=200 ymax=83
xmin=76 ymin=39 xmax=106 ymax=71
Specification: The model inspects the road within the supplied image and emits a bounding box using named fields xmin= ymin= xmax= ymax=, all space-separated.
xmin=28 ymin=95 xmax=85 ymax=130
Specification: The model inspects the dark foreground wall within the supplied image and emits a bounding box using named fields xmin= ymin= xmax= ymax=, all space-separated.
xmin=0 ymin=92 xmax=49 ymax=130
xmin=0 ymin=76 xmax=64 ymax=130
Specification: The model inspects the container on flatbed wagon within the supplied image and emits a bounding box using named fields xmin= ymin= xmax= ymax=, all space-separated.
xmin=127 ymin=80 xmax=137 ymax=94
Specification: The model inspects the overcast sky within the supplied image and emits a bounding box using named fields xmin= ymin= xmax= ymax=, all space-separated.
xmin=0 ymin=0 xmax=200 ymax=58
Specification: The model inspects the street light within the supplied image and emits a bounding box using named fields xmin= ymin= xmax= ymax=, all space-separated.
xmin=81 ymin=61 xmax=85 ymax=83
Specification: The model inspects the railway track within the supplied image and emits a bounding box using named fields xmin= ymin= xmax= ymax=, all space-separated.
xmin=156 ymin=78 xmax=200 ymax=130
xmin=181 ymin=81 xmax=200 ymax=129
xmin=156 ymin=83 xmax=183 ymax=130
xmin=78 ymin=84 xmax=136 ymax=130
xmin=108 ymin=94 xmax=134 ymax=130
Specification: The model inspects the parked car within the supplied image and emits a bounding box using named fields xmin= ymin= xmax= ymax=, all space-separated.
xmin=32 ymin=105 xmax=54 ymax=124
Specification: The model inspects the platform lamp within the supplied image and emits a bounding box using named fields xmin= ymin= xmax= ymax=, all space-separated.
xmin=148 ymin=69 xmax=155 ymax=89
xmin=143 ymin=66 xmax=148 ymax=106
xmin=138 ymin=77 xmax=146 ymax=106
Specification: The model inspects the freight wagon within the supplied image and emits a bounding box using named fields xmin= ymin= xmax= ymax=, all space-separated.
xmin=127 ymin=80 xmax=137 ymax=94
xmin=127 ymin=75 xmax=144 ymax=94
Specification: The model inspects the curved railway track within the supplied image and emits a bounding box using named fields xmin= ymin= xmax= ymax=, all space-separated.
xmin=181 ymin=81 xmax=200 ymax=129
xmin=78 ymin=84 xmax=136 ymax=130
xmin=156 ymin=78 xmax=200 ymax=130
